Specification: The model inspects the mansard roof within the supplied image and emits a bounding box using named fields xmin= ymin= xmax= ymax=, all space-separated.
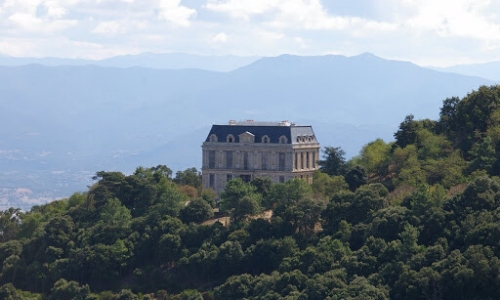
xmin=204 ymin=122 xmax=316 ymax=144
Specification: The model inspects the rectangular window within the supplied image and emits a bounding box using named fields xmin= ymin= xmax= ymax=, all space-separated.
xmin=227 ymin=174 xmax=232 ymax=182
xmin=244 ymin=152 xmax=249 ymax=170
xmin=294 ymin=153 xmax=298 ymax=170
xmin=226 ymin=151 xmax=233 ymax=168
xmin=209 ymin=174 xmax=214 ymax=188
xmin=208 ymin=150 xmax=215 ymax=168
xmin=279 ymin=176 xmax=285 ymax=183
xmin=300 ymin=152 xmax=304 ymax=169
xmin=312 ymin=151 xmax=316 ymax=168
xmin=240 ymin=174 xmax=251 ymax=183
xmin=306 ymin=152 xmax=310 ymax=169
xmin=279 ymin=152 xmax=285 ymax=171
xmin=262 ymin=152 xmax=267 ymax=170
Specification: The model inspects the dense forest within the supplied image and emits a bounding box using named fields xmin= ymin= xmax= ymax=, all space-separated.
xmin=2 ymin=85 xmax=500 ymax=300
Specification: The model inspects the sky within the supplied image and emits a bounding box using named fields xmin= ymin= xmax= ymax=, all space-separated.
xmin=1 ymin=0 xmax=500 ymax=66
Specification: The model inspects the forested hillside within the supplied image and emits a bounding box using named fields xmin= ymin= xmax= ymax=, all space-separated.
xmin=1 ymin=85 xmax=500 ymax=300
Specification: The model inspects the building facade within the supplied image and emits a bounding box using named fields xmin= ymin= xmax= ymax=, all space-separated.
xmin=201 ymin=120 xmax=321 ymax=194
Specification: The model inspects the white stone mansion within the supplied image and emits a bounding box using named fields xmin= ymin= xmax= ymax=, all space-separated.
xmin=201 ymin=120 xmax=320 ymax=194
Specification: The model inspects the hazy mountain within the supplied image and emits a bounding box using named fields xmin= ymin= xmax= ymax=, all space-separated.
xmin=0 ymin=53 xmax=493 ymax=210
xmin=431 ymin=61 xmax=500 ymax=82
xmin=0 ymin=52 xmax=260 ymax=72
xmin=213 ymin=53 xmax=492 ymax=123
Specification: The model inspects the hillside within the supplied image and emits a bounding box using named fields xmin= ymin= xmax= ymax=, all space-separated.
xmin=3 ymin=85 xmax=500 ymax=299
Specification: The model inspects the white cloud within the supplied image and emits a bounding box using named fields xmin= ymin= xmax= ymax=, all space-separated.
xmin=403 ymin=0 xmax=500 ymax=41
xmin=257 ymin=30 xmax=284 ymax=40
xmin=8 ymin=12 xmax=77 ymax=32
xmin=92 ymin=21 xmax=121 ymax=35
xmin=44 ymin=2 xmax=67 ymax=19
xmin=212 ymin=32 xmax=228 ymax=43
xmin=205 ymin=0 xmax=330 ymax=28
xmin=0 ymin=39 xmax=36 ymax=57
xmin=204 ymin=0 xmax=393 ymax=31
xmin=3 ymin=0 xmax=77 ymax=33
xmin=0 ymin=0 xmax=500 ymax=65
xmin=158 ymin=0 xmax=197 ymax=27
xmin=205 ymin=0 xmax=278 ymax=20
xmin=293 ymin=36 xmax=307 ymax=49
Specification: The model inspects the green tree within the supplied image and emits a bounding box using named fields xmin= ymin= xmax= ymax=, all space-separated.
xmin=232 ymin=196 xmax=261 ymax=221
xmin=219 ymin=178 xmax=260 ymax=212
xmin=173 ymin=168 xmax=202 ymax=191
xmin=392 ymin=146 xmax=426 ymax=187
xmin=213 ymin=274 xmax=254 ymax=300
xmin=350 ymin=184 xmax=389 ymax=225
xmin=157 ymin=233 xmax=182 ymax=264
xmin=279 ymin=198 xmax=324 ymax=239
xmin=345 ymin=165 xmax=368 ymax=191
xmin=100 ymin=198 xmax=132 ymax=229
xmin=311 ymin=171 xmax=348 ymax=201
xmin=49 ymin=278 xmax=96 ymax=300
xmin=321 ymin=191 xmax=355 ymax=235
xmin=352 ymin=138 xmax=392 ymax=177
xmin=439 ymin=85 xmax=500 ymax=154
xmin=416 ymin=129 xmax=452 ymax=160
xmin=68 ymin=192 xmax=86 ymax=209
xmin=0 ymin=208 xmax=21 ymax=242
xmin=0 ymin=283 xmax=24 ymax=300
xmin=468 ymin=136 xmax=497 ymax=174
xmin=330 ymin=276 xmax=389 ymax=300
xmin=0 ymin=240 xmax=22 ymax=270
xmin=368 ymin=206 xmax=412 ymax=242
xmin=269 ymin=178 xmax=313 ymax=207
xmin=134 ymin=165 xmax=173 ymax=182
xmin=394 ymin=114 xmax=419 ymax=149
xmin=90 ymin=171 xmax=126 ymax=208
xmin=250 ymin=177 xmax=273 ymax=201
xmin=154 ymin=178 xmax=186 ymax=217
xmin=318 ymin=147 xmax=347 ymax=176
xmin=438 ymin=96 xmax=460 ymax=136
xmin=179 ymin=198 xmax=214 ymax=223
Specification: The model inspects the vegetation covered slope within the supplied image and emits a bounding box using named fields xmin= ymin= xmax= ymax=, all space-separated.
xmin=1 ymin=85 xmax=500 ymax=300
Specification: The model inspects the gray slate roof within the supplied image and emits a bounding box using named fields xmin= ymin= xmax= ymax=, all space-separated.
xmin=204 ymin=124 xmax=316 ymax=144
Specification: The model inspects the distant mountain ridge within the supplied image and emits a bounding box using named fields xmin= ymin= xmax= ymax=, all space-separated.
xmin=430 ymin=61 xmax=500 ymax=82
xmin=0 ymin=52 xmax=260 ymax=72
xmin=0 ymin=53 xmax=494 ymax=209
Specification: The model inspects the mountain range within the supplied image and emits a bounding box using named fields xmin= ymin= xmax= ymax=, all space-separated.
xmin=0 ymin=52 xmax=260 ymax=72
xmin=0 ymin=53 xmax=495 ymax=210
xmin=432 ymin=61 xmax=500 ymax=81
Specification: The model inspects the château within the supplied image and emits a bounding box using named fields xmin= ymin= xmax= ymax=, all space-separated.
xmin=201 ymin=120 xmax=320 ymax=194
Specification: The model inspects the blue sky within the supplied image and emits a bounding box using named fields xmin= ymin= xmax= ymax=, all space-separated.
xmin=1 ymin=0 xmax=499 ymax=66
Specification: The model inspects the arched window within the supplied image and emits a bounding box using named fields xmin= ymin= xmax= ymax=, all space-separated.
xmin=262 ymin=135 xmax=270 ymax=143
xmin=279 ymin=135 xmax=288 ymax=144
xmin=297 ymin=136 xmax=301 ymax=143
xmin=226 ymin=134 xmax=235 ymax=143
xmin=209 ymin=134 xmax=218 ymax=142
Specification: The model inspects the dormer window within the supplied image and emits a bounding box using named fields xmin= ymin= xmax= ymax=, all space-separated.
xmin=226 ymin=134 xmax=235 ymax=143
xmin=209 ymin=134 xmax=218 ymax=142
xmin=239 ymin=132 xmax=255 ymax=143
xmin=262 ymin=135 xmax=270 ymax=143
xmin=297 ymin=136 xmax=301 ymax=143
xmin=279 ymin=135 xmax=288 ymax=144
